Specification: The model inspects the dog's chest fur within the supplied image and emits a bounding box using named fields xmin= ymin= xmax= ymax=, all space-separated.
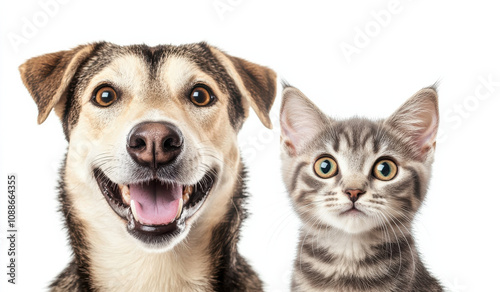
xmin=91 ymin=244 xmax=213 ymax=291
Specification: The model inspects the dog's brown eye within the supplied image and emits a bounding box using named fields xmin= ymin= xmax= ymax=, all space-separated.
xmin=190 ymin=86 xmax=214 ymax=107
xmin=93 ymin=86 xmax=118 ymax=107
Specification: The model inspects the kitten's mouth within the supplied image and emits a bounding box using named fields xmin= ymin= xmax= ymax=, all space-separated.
xmin=341 ymin=206 xmax=365 ymax=216
xmin=93 ymin=168 xmax=216 ymax=244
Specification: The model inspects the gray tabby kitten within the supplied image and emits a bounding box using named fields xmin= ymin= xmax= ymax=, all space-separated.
xmin=280 ymin=86 xmax=444 ymax=292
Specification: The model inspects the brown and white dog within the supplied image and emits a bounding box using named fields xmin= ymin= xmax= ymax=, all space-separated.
xmin=19 ymin=42 xmax=276 ymax=291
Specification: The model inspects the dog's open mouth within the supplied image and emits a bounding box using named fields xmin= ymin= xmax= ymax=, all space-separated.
xmin=93 ymin=169 xmax=216 ymax=244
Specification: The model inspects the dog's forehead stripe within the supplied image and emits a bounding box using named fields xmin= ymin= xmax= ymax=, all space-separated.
xmin=161 ymin=57 xmax=199 ymax=95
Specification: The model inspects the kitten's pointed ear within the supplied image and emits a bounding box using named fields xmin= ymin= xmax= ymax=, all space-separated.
xmin=386 ymin=87 xmax=439 ymax=160
xmin=19 ymin=44 xmax=97 ymax=124
xmin=280 ymin=87 xmax=329 ymax=156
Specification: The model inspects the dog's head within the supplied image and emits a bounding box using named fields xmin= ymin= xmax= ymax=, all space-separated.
xmin=20 ymin=42 xmax=276 ymax=251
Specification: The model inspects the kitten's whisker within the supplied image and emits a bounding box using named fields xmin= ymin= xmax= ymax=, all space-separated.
xmin=386 ymin=212 xmax=417 ymax=282
xmin=384 ymin=205 xmax=414 ymax=226
xmin=374 ymin=212 xmax=393 ymax=267
xmin=379 ymin=212 xmax=403 ymax=278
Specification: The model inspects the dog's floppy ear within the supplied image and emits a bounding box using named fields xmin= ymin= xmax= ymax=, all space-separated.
xmin=225 ymin=55 xmax=277 ymax=128
xmin=211 ymin=48 xmax=277 ymax=129
xmin=19 ymin=44 xmax=96 ymax=124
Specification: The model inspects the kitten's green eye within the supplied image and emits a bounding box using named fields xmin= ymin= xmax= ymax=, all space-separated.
xmin=313 ymin=156 xmax=338 ymax=179
xmin=373 ymin=159 xmax=398 ymax=181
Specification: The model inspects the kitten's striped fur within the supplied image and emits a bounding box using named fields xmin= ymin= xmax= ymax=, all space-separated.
xmin=280 ymin=86 xmax=444 ymax=292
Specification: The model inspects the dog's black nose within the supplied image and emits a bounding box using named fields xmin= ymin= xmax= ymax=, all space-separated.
xmin=127 ymin=122 xmax=183 ymax=169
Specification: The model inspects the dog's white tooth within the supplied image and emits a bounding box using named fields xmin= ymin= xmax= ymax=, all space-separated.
xmin=175 ymin=199 xmax=183 ymax=221
xmin=120 ymin=185 xmax=131 ymax=205
xmin=130 ymin=200 xmax=139 ymax=222
xmin=183 ymin=185 xmax=193 ymax=203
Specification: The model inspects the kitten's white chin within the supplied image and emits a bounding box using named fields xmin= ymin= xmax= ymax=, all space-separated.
xmin=326 ymin=213 xmax=376 ymax=234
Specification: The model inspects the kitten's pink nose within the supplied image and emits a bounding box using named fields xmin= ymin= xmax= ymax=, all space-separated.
xmin=345 ymin=189 xmax=366 ymax=203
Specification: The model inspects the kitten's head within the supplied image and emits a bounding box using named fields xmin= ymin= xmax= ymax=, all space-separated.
xmin=280 ymin=86 xmax=439 ymax=234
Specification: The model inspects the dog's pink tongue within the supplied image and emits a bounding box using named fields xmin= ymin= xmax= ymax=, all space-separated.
xmin=129 ymin=181 xmax=182 ymax=225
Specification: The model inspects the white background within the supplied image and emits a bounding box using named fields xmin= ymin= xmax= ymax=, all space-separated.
xmin=1 ymin=1 xmax=499 ymax=291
